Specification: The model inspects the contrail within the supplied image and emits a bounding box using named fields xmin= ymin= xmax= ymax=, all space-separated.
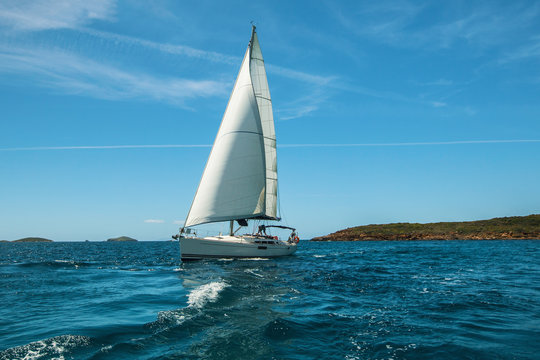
xmin=0 ymin=144 xmax=212 ymax=151
xmin=278 ymin=140 xmax=540 ymax=147
xmin=0 ymin=140 xmax=539 ymax=151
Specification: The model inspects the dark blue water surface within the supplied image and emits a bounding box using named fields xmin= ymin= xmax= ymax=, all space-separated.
xmin=1 ymin=240 xmax=539 ymax=359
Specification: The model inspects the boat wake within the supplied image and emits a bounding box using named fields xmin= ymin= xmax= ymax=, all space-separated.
xmin=151 ymin=280 xmax=230 ymax=330
xmin=2 ymin=280 xmax=232 ymax=360
xmin=187 ymin=281 xmax=229 ymax=309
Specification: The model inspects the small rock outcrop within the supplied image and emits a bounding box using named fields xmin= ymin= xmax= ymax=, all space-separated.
xmin=12 ymin=237 xmax=53 ymax=242
xmin=107 ymin=236 xmax=138 ymax=242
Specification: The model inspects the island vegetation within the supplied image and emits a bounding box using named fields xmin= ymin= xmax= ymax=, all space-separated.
xmin=12 ymin=237 xmax=53 ymax=242
xmin=312 ymin=214 xmax=540 ymax=241
xmin=107 ymin=236 xmax=137 ymax=242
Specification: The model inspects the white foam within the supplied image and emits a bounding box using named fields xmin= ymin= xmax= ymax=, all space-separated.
xmin=244 ymin=269 xmax=264 ymax=278
xmin=100 ymin=344 xmax=113 ymax=353
xmin=155 ymin=309 xmax=187 ymax=326
xmin=187 ymin=281 xmax=229 ymax=309
xmin=2 ymin=335 xmax=90 ymax=360
xmin=313 ymin=254 xmax=326 ymax=258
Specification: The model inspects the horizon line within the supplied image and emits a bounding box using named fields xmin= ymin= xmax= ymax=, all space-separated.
xmin=1 ymin=139 xmax=539 ymax=152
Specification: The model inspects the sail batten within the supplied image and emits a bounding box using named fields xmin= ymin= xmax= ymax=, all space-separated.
xmin=184 ymin=27 xmax=279 ymax=228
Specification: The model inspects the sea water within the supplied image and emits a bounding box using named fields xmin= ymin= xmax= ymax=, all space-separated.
xmin=1 ymin=240 xmax=539 ymax=359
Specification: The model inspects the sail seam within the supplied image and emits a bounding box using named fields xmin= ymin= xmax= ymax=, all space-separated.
xmin=217 ymin=130 xmax=275 ymax=141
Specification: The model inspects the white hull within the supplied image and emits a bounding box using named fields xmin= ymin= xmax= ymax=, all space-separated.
xmin=180 ymin=235 xmax=297 ymax=260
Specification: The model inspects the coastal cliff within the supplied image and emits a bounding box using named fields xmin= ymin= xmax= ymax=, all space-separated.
xmin=312 ymin=214 xmax=540 ymax=241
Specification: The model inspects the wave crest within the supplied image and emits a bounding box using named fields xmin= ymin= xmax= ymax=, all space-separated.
xmin=187 ymin=281 xmax=229 ymax=309
xmin=0 ymin=335 xmax=91 ymax=360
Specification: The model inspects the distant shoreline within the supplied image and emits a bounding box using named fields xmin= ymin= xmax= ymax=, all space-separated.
xmin=5 ymin=237 xmax=54 ymax=243
xmin=1 ymin=236 xmax=140 ymax=242
xmin=311 ymin=214 xmax=540 ymax=241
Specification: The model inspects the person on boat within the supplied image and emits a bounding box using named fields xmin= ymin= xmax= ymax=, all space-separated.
xmin=288 ymin=232 xmax=296 ymax=243
xmin=258 ymin=225 xmax=268 ymax=238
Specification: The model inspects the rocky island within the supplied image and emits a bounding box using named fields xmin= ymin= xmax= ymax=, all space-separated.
xmin=107 ymin=236 xmax=138 ymax=242
xmin=12 ymin=237 xmax=53 ymax=242
xmin=312 ymin=214 xmax=540 ymax=241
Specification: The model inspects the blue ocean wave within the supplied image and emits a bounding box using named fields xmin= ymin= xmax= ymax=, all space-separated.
xmin=1 ymin=240 xmax=539 ymax=359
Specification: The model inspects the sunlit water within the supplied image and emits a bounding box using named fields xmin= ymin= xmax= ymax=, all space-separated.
xmin=1 ymin=240 xmax=539 ymax=359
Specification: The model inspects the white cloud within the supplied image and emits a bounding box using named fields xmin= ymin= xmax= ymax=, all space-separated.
xmin=83 ymin=28 xmax=338 ymax=87
xmin=279 ymin=104 xmax=319 ymax=121
xmin=266 ymin=64 xmax=335 ymax=86
xmin=0 ymin=1 xmax=341 ymax=112
xmin=81 ymin=28 xmax=239 ymax=65
xmin=417 ymin=79 xmax=454 ymax=86
xmin=173 ymin=220 xmax=184 ymax=225
xmin=431 ymin=101 xmax=447 ymax=108
xmin=0 ymin=1 xmax=457 ymax=113
xmin=0 ymin=0 xmax=116 ymax=31
xmin=464 ymin=106 xmax=477 ymax=116
xmin=144 ymin=219 xmax=165 ymax=224
xmin=79 ymin=29 xmax=337 ymax=118
xmin=499 ymin=37 xmax=540 ymax=65
xmin=0 ymin=45 xmax=228 ymax=105
xmin=329 ymin=1 xmax=540 ymax=50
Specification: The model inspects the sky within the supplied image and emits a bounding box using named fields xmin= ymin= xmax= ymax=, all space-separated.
xmin=1 ymin=0 xmax=539 ymax=241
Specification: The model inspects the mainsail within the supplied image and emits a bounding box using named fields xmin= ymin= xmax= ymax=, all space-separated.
xmin=184 ymin=27 xmax=278 ymax=228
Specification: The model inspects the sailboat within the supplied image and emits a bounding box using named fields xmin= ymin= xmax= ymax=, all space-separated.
xmin=172 ymin=26 xmax=299 ymax=260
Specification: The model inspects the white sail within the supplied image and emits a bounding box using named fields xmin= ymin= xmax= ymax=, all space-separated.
xmin=250 ymin=30 xmax=278 ymax=219
xmin=184 ymin=27 xmax=278 ymax=228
